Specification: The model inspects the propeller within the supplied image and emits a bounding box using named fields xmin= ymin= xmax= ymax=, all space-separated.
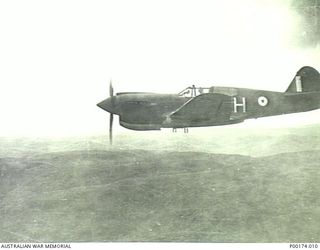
xmin=109 ymin=79 xmax=114 ymax=145
xmin=109 ymin=113 xmax=113 ymax=145
xmin=109 ymin=79 xmax=114 ymax=97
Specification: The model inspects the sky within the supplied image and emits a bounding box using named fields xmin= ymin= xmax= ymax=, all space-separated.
xmin=0 ymin=0 xmax=319 ymax=137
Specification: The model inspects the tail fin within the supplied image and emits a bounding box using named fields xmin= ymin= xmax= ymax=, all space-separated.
xmin=286 ymin=66 xmax=320 ymax=93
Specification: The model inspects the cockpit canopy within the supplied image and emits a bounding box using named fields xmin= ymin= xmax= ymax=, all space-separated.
xmin=178 ymin=85 xmax=214 ymax=98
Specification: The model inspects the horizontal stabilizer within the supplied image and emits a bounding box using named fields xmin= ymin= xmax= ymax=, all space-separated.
xmin=170 ymin=93 xmax=230 ymax=121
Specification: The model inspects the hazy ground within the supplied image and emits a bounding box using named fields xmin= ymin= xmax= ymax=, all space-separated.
xmin=0 ymin=125 xmax=320 ymax=242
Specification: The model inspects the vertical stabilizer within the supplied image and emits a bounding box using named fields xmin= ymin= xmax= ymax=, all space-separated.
xmin=286 ymin=66 xmax=320 ymax=93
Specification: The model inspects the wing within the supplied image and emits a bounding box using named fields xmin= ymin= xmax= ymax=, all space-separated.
xmin=169 ymin=93 xmax=231 ymax=122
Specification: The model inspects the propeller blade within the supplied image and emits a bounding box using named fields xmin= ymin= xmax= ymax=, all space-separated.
xmin=109 ymin=79 xmax=114 ymax=97
xmin=109 ymin=113 xmax=113 ymax=145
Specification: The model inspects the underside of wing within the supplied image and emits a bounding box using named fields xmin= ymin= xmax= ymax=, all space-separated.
xmin=169 ymin=93 xmax=232 ymax=122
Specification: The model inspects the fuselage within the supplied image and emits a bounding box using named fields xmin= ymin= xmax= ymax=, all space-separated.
xmin=97 ymin=86 xmax=320 ymax=130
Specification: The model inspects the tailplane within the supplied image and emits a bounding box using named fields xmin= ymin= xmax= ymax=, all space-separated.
xmin=286 ymin=66 xmax=320 ymax=93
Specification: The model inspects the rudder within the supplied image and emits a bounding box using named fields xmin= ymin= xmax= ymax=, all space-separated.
xmin=286 ymin=66 xmax=320 ymax=93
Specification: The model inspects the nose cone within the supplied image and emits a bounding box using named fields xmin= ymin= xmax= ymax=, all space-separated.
xmin=97 ymin=97 xmax=116 ymax=113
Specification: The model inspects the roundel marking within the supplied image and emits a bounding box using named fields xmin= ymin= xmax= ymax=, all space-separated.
xmin=258 ymin=96 xmax=268 ymax=106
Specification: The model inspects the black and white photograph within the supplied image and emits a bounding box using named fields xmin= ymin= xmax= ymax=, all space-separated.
xmin=0 ymin=0 xmax=320 ymax=245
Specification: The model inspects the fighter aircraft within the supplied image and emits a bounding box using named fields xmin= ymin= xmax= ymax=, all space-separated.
xmin=97 ymin=66 xmax=320 ymax=143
